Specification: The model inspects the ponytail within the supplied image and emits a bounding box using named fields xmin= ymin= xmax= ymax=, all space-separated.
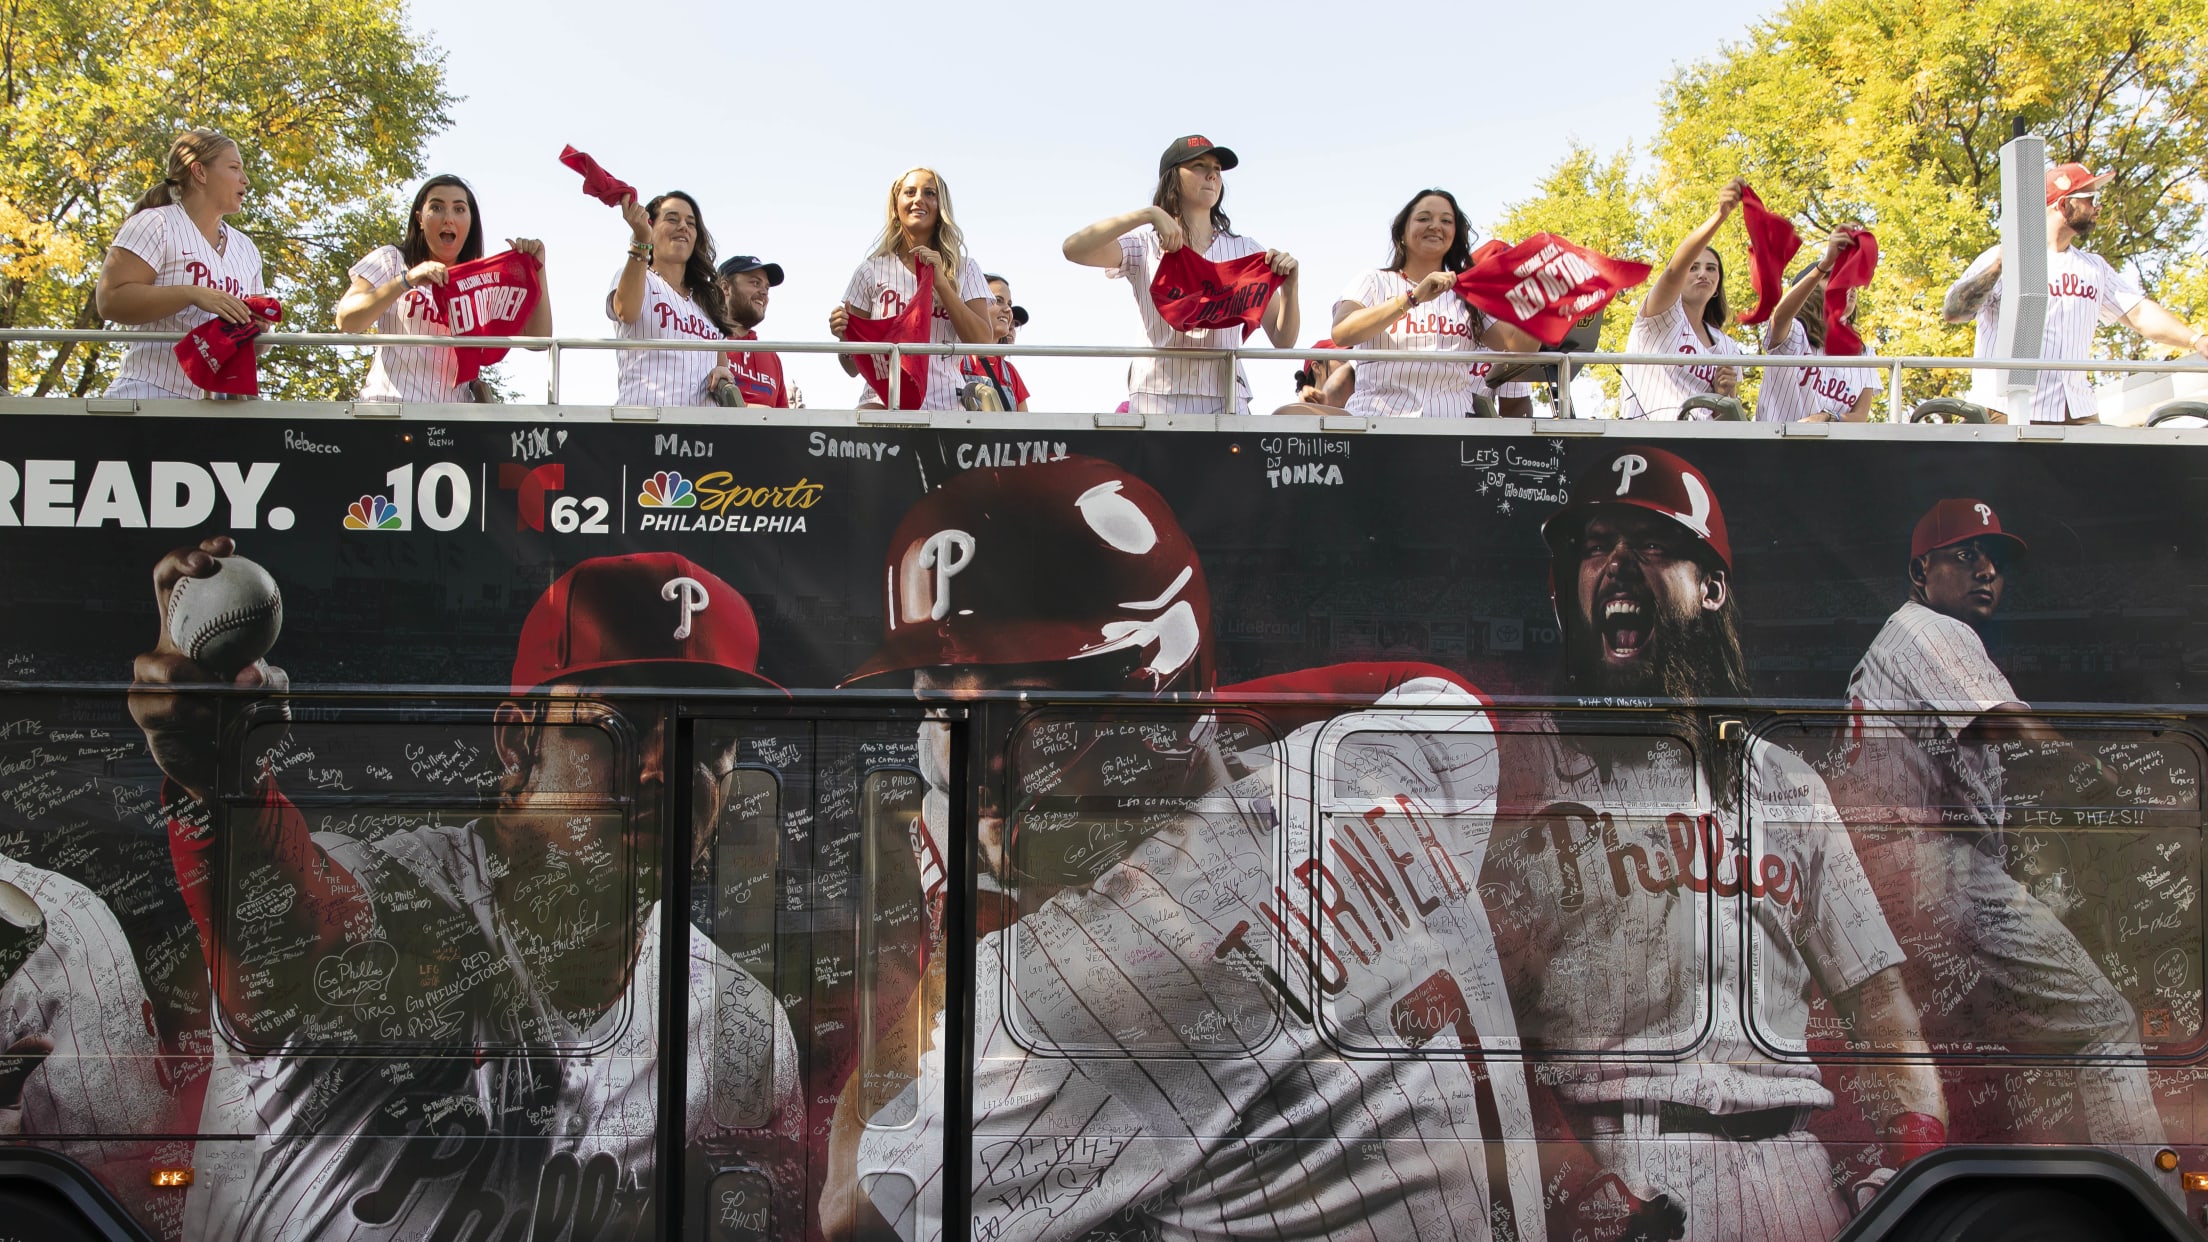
xmin=128 ymin=128 xmax=238 ymax=218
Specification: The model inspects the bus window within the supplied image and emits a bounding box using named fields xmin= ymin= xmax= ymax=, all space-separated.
xmin=218 ymin=710 xmax=633 ymax=1055
xmin=1001 ymin=709 xmax=1283 ymax=1056
xmin=1753 ymin=717 xmax=2205 ymax=1060
xmin=858 ymin=764 xmax=925 ymax=1126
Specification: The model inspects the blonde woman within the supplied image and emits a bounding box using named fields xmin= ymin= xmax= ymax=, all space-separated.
xmin=94 ymin=129 xmax=265 ymax=399
xmin=828 ymin=168 xmax=992 ymax=410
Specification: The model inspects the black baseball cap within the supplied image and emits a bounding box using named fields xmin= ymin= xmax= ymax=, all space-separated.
xmin=717 ymin=255 xmax=784 ymax=286
xmin=1011 ymin=305 xmax=1029 ymax=328
xmin=1159 ymin=135 xmax=1238 ymax=177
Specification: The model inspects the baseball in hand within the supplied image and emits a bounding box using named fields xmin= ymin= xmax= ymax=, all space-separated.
xmin=167 ymin=554 xmax=284 ymax=676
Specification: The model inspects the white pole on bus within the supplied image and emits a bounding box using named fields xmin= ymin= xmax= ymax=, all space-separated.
xmin=1993 ymin=129 xmax=2049 ymax=413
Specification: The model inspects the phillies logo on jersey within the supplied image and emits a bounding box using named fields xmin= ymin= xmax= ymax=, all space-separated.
xmin=877 ymin=288 xmax=953 ymax=323
xmin=654 ymin=301 xmax=720 ymax=339
xmin=2050 ymin=272 xmax=2099 ymax=300
xmin=1799 ymin=366 xmax=1859 ymax=405
xmin=1526 ymin=802 xmax=1805 ymax=913
xmin=183 ymin=260 xmax=244 ymax=296
xmin=1396 ymin=310 xmax=1472 ymax=339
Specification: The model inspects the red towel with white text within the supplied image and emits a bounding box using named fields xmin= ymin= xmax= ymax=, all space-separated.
xmin=1453 ymin=235 xmax=1650 ymax=346
xmin=1149 ymin=248 xmax=1283 ymax=339
xmin=436 ymin=249 xmax=544 ymax=381
xmin=174 ymin=295 xmax=283 ymax=395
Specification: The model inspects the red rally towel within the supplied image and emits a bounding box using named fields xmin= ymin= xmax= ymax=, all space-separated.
xmin=1737 ymin=184 xmax=1802 ymax=326
xmin=1454 ymin=235 xmax=1651 ymax=346
xmin=843 ymin=262 xmax=935 ymax=410
xmin=1822 ymin=228 xmax=1879 ymax=357
xmin=558 ymin=145 xmax=637 ymax=206
xmin=174 ymin=295 xmax=282 ymax=395
xmin=1149 ymin=247 xmax=1283 ymax=339
xmin=437 ymin=249 xmax=544 ymax=382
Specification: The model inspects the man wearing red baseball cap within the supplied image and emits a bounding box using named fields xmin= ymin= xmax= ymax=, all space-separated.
xmin=1840 ymin=500 xmax=2169 ymax=1178
xmin=1943 ymin=161 xmax=2208 ymax=423
xmin=127 ymin=542 xmax=798 ymax=1237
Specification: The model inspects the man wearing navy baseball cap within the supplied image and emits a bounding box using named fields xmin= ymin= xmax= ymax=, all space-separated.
xmin=1841 ymin=499 xmax=2170 ymax=1185
xmin=718 ymin=254 xmax=793 ymax=407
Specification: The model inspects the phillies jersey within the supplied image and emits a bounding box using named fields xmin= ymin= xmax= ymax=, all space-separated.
xmin=723 ymin=331 xmax=790 ymax=408
xmin=105 ymin=205 xmax=265 ymax=400
xmin=0 ymin=855 xmax=168 ymax=1161
xmin=1619 ymin=296 xmax=1745 ymax=419
xmin=607 ymin=267 xmax=725 ymax=407
xmin=349 ymin=245 xmax=470 ymax=404
xmin=1337 ymin=268 xmax=1501 ymax=417
xmin=1962 ymin=244 xmax=2145 ymax=422
xmin=857 ymin=676 xmax=1545 ymax=1242
xmin=1841 ymin=600 xmax=2017 ymax=828
xmin=1112 ymin=225 xmax=1267 ymax=415
xmin=956 ymin=354 xmax=1029 ymax=409
xmin=184 ymin=821 xmax=797 ymax=1242
xmin=842 ymin=255 xmax=990 ymax=410
xmin=1484 ymin=729 xmax=1903 ymax=1110
xmin=1756 ymin=318 xmax=1880 ymax=422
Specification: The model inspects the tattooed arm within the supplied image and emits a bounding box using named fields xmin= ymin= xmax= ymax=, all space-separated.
xmin=1942 ymin=252 xmax=2002 ymax=324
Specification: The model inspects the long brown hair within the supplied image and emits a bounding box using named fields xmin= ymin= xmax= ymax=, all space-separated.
xmin=1384 ymin=188 xmax=1471 ymax=273
xmin=646 ymin=191 xmax=729 ymax=333
xmin=1152 ymin=166 xmax=1233 ymax=238
xmin=129 ymin=128 xmax=239 ymax=216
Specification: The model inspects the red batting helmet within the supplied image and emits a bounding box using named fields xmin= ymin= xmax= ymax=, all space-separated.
xmin=1541 ymin=445 xmax=1733 ymax=571
xmin=511 ymin=552 xmax=782 ymax=693
xmin=844 ymin=456 xmax=1213 ymax=693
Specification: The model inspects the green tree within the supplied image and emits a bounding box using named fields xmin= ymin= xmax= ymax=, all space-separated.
xmin=1 ymin=0 xmax=453 ymax=398
xmin=1499 ymin=0 xmax=2208 ymax=414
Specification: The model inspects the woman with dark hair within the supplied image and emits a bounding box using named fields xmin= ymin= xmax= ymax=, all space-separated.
xmin=827 ymin=166 xmax=993 ymax=410
xmin=1757 ymin=229 xmax=1878 ymax=422
xmin=1620 ymin=178 xmax=1748 ymax=419
xmin=336 ymin=175 xmax=551 ymax=403
xmin=609 ymin=189 xmax=732 ymax=407
xmin=1062 ymin=136 xmax=1299 ymax=414
xmin=1326 ymin=188 xmax=1540 ymax=417
xmin=94 ymin=128 xmax=264 ymax=399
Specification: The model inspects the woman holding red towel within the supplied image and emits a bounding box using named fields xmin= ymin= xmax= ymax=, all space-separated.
xmin=1063 ymin=136 xmax=1299 ymax=415
xmin=1755 ymin=228 xmax=1879 ymax=422
xmin=336 ymin=175 xmax=552 ymax=403
xmin=828 ymin=167 xmax=993 ymax=410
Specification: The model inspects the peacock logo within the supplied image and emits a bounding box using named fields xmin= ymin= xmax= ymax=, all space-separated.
xmin=638 ymin=471 xmax=697 ymax=508
xmin=343 ymin=495 xmax=403 ymax=530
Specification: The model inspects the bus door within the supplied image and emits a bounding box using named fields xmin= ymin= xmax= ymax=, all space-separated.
xmin=686 ymin=712 xmax=950 ymax=1241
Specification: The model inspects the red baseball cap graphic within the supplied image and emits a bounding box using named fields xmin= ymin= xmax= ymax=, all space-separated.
xmin=2045 ymin=163 xmax=2111 ymax=205
xmin=1159 ymin=134 xmax=1238 ymax=176
xmin=511 ymin=552 xmax=782 ymax=693
xmin=1543 ymin=446 xmax=1732 ymax=571
xmin=1910 ymin=499 xmax=2028 ymax=562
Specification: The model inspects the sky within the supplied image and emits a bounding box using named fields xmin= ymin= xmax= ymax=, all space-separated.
xmin=405 ymin=0 xmax=1779 ymax=411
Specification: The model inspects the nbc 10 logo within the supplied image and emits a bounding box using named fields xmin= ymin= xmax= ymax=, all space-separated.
xmin=342 ymin=462 xmax=472 ymax=531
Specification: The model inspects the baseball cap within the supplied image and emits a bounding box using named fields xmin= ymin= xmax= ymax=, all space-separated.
xmin=1159 ymin=135 xmax=1238 ymax=177
xmin=1910 ymin=499 xmax=2029 ymax=563
xmin=717 ymin=255 xmax=785 ymax=286
xmin=510 ymin=552 xmax=783 ymax=693
xmin=1011 ymin=305 xmax=1029 ymax=328
xmin=2045 ymin=163 xmax=2111 ymax=206
xmin=1302 ymin=339 xmax=1338 ymax=374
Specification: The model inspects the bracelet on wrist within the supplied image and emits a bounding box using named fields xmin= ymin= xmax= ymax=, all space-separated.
xmin=627 ymin=241 xmax=652 ymax=263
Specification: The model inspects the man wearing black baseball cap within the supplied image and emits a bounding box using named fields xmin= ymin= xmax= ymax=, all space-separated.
xmin=717 ymin=255 xmax=792 ymax=407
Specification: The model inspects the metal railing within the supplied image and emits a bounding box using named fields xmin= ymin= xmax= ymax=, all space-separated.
xmin=5 ymin=327 xmax=2206 ymax=420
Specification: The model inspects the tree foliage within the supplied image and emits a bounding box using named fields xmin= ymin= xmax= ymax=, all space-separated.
xmin=1499 ymin=0 xmax=2208 ymax=412
xmin=0 ymin=0 xmax=452 ymax=398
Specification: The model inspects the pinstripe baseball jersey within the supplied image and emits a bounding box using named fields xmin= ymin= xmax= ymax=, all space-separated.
xmin=843 ymin=255 xmax=990 ymax=410
xmin=857 ymin=678 xmax=1546 ymax=1242
xmin=1756 ymin=318 xmax=1879 ymax=422
xmin=349 ymin=246 xmax=471 ymax=404
xmin=104 ymin=205 xmax=265 ymax=401
xmin=1842 ymin=600 xmax=2015 ymax=828
xmin=1962 ymin=244 xmax=2145 ymax=423
xmin=1619 ymin=297 xmax=1745 ymax=420
xmin=1111 ymin=225 xmax=1266 ymax=415
xmin=184 ymin=821 xmax=797 ymax=1242
xmin=1485 ymin=730 xmax=1901 ymax=1111
xmin=1336 ymin=269 xmax=1511 ymax=417
xmin=607 ymin=267 xmax=725 ymax=407
xmin=0 ymin=855 xmax=168 ymax=1157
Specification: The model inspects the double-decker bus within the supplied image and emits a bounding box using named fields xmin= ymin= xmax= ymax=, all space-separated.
xmin=0 ymin=363 xmax=2204 ymax=1242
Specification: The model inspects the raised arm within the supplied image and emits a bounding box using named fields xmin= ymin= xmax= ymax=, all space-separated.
xmin=610 ymin=196 xmax=652 ymax=325
xmin=1764 ymin=230 xmax=1852 ymax=350
xmin=2120 ymin=297 xmax=2208 ymax=358
xmin=1942 ymin=251 xmax=2001 ymax=324
xmin=1641 ymin=178 xmax=1744 ymax=320
xmin=1064 ymin=207 xmax=1179 ymax=268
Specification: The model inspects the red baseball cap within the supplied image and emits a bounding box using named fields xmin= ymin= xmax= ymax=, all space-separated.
xmin=1910 ymin=499 xmax=2028 ymax=562
xmin=1302 ymin=339 xmax=1337 ymax=373
xmin=1159 ymin=135 xmax=1238 ymax=177
xmin=2045 ymin=163 xmax=2111 ymax=205
xmin=510 ymin=552 xmax=782 ymax=693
